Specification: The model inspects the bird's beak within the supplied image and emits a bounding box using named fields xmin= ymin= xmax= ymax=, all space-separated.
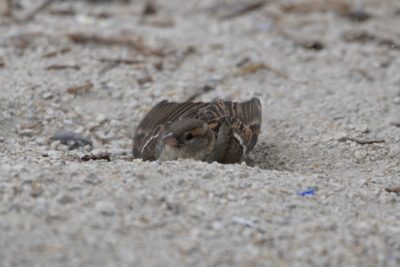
xmin=163 ymin=134 xmax=178 ymax=147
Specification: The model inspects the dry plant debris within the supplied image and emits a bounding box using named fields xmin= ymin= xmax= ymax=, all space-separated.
xmin=208 ymin=0 xmax=266 ymax=20
xmin=385 ymin=186 xmax=400 ymax=194
xmin=342 ymin=31 xmax=376 ymax=43
xmin=185 ymin=85 xmax=215 ymax=102
xmin=45 ymin=64 xmax=80 ymax=71
xmin=343 ymin=10 xmax=372 ymax=22
xmin=67 ymin=33 xmax=165 ymax=57
xmin=98 ymin=57 xmax=145 ymax=65
xmin=66 ymin=82 xmax=93 ymax=95
xmin=342 ymin=31 xmax=400 ymax=50
xmin=42 ymin=47 xmax=71 ymax=58
xmin=81 ymin=152 xmax=111 ymax=161
xmin=48 ymin=7 xmax=76 ymax=16
xmin=236 ymin=62 xmax=289 ymax=79
xmin=280 ymin=0 xmax=350 ymax=15
xmin=137 ymin=76 xmax=153 ymax=86
xmin=337 ymin=137 xmax=385 ymax=145
xmin=142 ymin=16 xmax=175 ymax=28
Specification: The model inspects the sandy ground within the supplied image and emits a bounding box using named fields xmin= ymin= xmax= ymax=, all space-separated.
xmin=1 ymin=0 xmax=400 ymax=266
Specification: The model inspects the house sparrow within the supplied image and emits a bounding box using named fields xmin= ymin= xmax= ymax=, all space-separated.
xmin=132 ymin=97 xmax=262 ymax=164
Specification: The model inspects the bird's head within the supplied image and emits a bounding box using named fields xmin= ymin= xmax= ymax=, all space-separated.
xmin=159 ymin=118 xmax=215 ymax=160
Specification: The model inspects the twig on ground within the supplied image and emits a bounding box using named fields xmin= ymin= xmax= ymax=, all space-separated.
xmin=218 ymin=1 xmax=266 ymax=20
xmin=337 ymin=137 xmax=385 ymax=145
xmin=46 ymin=64 xmax=80 ymax=70
xmin=185 ymin=85 xmax=215 ymax=102
xmin=67 ymin=33 xmax=165 ymax=57
xmin=48 ymin=7 xmax=75 ymax=16
xmin=280 ymin=0 xmax=350 ymax=14
xmin=236 ymin=62 xmax=289 ymax=79
xmin=385 ymin=186 xmax=400 ymax=194
xmin=66 ymin=82 xmax=93 ymax=95
xmin=42 ymin=47 xmax=71 ymax=58
xmin=342 ymin=31 xmax=400 ymax=51
xmin=98 ymin=58 xmax=145 ymax=65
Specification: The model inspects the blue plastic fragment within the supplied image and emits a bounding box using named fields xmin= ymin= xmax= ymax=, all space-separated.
xmin=297 ymin=188 xmax=316 ymax=196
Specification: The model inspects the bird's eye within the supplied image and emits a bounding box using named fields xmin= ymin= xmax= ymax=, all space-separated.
xmin=185 ymin=133 xmax=193 ymax=140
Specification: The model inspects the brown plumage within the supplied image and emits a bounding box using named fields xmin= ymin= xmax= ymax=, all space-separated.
xmin=132 ymin=97 xmax=262 ymax=164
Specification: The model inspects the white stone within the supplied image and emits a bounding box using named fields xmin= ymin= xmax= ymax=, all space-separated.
xmin=95 ymin=114 xmax=107 ymax=124
xmin=354 ymin=150 xmax=367 ymax=160
xmin=96 ymin=201 xmax=116 ymax=216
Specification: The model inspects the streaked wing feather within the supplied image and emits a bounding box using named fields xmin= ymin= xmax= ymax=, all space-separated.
xmin=239 ymin=97 xmax=262 ymax=126
xmin=133 ymin=101 xmax=207 ymax=158
xmin=197 ymin=98 xmax=261 ymax=126
xmin=138 ymin=101 xmax=207 ymax=131
xmin=237 ymin=98 xmax=262 ymax=151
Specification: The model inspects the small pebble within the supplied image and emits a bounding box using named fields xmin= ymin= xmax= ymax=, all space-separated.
xmin=95 ymin=114 xmax=107 ymax=124
xmin=354 ymin=150 xmax=367 ymax=160
xmin=57 ymin=144 xmax=69 ymax=152
xmin=50 ymin=140 xmax=61 ymax=150
xmin=355 ymin=124 xmax=369 ymax=133
xmin=84 ymin=173 xmax=102 ymax=185
xmin=388 ymin=145 xmax=400 ymax=157
xmin=19 ymin=129 xmax=35 ymax=137
xmin=35 ymin=137 xmax=47 ymax=145
xmin=42 ymin=92 xmax=53 ymax=100
xmin=30 ymin=182 xmax=44 ymax=197
xmin=210 ymin=221 xmax=224 ymax=230
xmin=232 ymin=217 xmax=256 ymax=228
xmin=202 ymin=172 xmax=213 ymax=179
xmin=57 ymin=194 xmax=75 ymax=205
xmin=96 ymin=201 xmax=116 ymax=216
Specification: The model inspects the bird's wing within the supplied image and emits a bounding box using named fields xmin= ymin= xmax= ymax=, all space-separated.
xmin=237 ymin=97 xmax=262 ymax=128
xmin=224 ymin=97 xmax=262 ymax=153
xmin=132 ymin=100 xmax=207 ymax=158
xmin=195 ymin=98 xmax=262 ymax=152
xmin=195 ymin=97 xmax=261 ymax=126
xmin=237 ymin=97 xmax=262 ymax=151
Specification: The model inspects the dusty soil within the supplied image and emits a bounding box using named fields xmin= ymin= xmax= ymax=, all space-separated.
xmin=1 ymin=0 xmax=400 ymax=266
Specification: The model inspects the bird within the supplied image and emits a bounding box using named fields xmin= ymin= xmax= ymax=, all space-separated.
xmin=132 ymin=97 xmax=262 ymax=164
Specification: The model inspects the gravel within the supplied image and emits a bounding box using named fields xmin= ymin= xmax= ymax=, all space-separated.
xmin=1 ymin=0 xmax=400 ymax=266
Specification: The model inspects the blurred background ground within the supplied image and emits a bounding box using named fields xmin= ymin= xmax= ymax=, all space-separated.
xmin=0 ymin=0 xmax=399 ymax=266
